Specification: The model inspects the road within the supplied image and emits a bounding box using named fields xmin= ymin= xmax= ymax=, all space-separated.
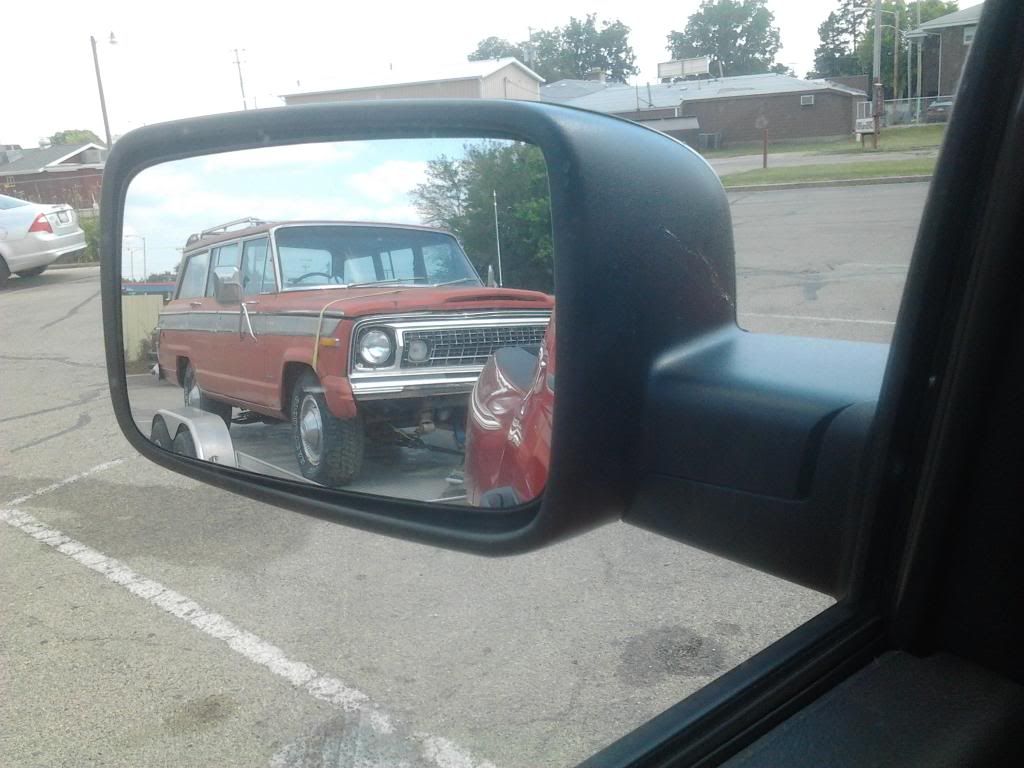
xmin=0 ymin=182 xmax=926 ymax=767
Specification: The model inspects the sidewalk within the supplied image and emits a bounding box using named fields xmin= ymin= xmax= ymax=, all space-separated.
xmin=708 ymin=148 xmax=939 ymax=178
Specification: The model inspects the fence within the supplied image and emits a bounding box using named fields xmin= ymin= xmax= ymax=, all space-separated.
xmin=857 ymin=96 xmax=956 ymax=127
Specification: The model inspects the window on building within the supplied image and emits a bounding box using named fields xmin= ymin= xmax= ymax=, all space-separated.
xmin=964 ymin=25 xmax=976 ymax=45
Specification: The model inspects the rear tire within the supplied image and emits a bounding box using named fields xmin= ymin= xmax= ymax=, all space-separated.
xmin=0 ymin=258 xmax=10 ymax=289
xmin=15 ymin=266 xmax=46 ymax=278
xmin=291 ymin=370 xmax=364 ymax=486
xmin=182 ymin=363 xmax=232 ymax=428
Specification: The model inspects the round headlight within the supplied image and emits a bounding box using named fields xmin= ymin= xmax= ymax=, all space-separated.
xmin=359 ymin=329 xmax=393 ymax=366
xmin=407 ymin=339 xmax=430 ymax=363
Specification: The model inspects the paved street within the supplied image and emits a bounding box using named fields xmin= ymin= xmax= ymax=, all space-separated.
xmin=0 ymin=182 xmax=926 ymax=767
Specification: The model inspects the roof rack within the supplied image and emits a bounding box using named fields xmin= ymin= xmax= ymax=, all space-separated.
xmin=186 ymin=217 xmax=266 ymax=247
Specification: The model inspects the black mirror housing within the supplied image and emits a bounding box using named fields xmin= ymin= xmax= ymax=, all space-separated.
xmin=102 ymin=99 xmax=736 ymax=555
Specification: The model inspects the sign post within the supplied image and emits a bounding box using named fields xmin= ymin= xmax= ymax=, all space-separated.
xmin=754 ymin=114 xmax=769 ymax=169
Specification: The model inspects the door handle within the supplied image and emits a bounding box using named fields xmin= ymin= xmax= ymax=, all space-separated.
xmin=239 ymin=301 xmax=258 ymax=341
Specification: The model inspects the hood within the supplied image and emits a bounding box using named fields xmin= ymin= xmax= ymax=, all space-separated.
xmin=271 ymin=285 xmax=554 ymax=317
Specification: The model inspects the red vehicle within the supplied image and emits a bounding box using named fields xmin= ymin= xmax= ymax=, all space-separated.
xmin=465 ymin=311 xmax=554 ymax=506
xmin=156 ymin=218 xmax=552 ymax=486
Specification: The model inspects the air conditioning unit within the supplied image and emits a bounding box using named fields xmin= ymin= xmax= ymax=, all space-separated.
xmin=698 ymin=132 xmax=721 ymax=150
xmin=800 ymin=94 xmax=816 ymax=106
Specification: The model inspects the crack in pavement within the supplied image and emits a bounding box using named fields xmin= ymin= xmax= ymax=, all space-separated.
xmin=0 ymin=386 xmax=107 ymax=424
xmin=39 ymin=289 xmax=100 ymax=331
xmin=0 ymin=353 xmax=105 ymax=370
xmin=11 ymin=413 xmax=92 ymax=452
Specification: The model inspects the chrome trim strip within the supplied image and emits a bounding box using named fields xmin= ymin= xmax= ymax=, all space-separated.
xmin=159 ymin=311 xmax=342 ymax=336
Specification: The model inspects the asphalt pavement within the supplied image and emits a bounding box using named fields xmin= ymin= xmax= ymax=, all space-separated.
xmin=0 ymin=181 xmax=927 ymax=767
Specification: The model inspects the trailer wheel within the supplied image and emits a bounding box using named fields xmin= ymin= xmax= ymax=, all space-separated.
xmin=150 ymin=416 xmax=173 ymax=450
xmin=172 ymin=427 xmax=197 ymax=458
xmin=182 ymin=363 xmax=232 ymax=428
xmin=291 ymin=370 xmax=364 ymax=486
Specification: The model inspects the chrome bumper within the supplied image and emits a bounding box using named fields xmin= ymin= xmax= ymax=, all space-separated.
xmin=350 ymin=371 xmax=481 ymax=400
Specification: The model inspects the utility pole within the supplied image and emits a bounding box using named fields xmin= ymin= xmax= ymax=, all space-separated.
xmin=90 ymin=35 xmax=113 ymax=148
xmin=894 ymin=9 xmax=900 ymax=106
xmin=232 ymin=48 xmax=248 ymax=110
xmin=873 ymin=0 xmax=883 ymax=148
xmin=916 ymin=0 xmax=923 ymax=121
xmin=492 ymin=190 xmax=503 ymax=287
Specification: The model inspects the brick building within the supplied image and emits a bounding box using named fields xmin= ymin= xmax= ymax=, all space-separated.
xmin=0 ymin=143 xmax=106 ymax=208
xmin=908 ymin=3 xmax=983 ymax=98
xmin=542 ymin=74 xmax=865 ymax=148
xmin=281 ymin=58 xmax=543 ymax=105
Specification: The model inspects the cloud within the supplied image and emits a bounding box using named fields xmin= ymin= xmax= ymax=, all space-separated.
xmin=201 ymin=142 xmax=362 ymax=172
xmin=347 ymin=160 xmax=428 ymax=205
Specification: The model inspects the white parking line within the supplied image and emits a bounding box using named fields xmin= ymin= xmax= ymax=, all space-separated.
xmin=2 ymin=462 xmax=496 ymax=768
xmin=741 ymin=312 xmax=897 ymax=327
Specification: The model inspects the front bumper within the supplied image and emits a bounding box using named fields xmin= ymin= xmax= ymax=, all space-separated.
xmin=349 ymin=371 xmax=481 ymax=400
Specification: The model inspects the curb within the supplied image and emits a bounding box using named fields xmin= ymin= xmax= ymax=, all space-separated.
xmin=723 ymin=175 xmax=933 ymax=192
xmin=47 ymin=261 xmax=100 ymax=270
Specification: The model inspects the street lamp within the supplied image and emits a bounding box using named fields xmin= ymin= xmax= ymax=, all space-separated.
xmin=124 ymin=235 xmax=147 ymax=280
xmin=89 ymin=32 xmax=117 ymax=148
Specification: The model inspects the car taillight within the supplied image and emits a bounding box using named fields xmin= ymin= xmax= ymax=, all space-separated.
xmin=28 ymin=213 xmax=53 ymax=234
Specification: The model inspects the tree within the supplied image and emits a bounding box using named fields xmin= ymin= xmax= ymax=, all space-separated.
xmin=468 ymin=14 xmax=639 ymax=83
xmin=468 ymin=37 xmax=524 ymax=62
xmin=810 ymin=10 xmax=865 ymax=77
xmin=411 ymin=142 xmax=553 ymax=293
xmin=49 ymin=129 xmax=103 ymax=146
xmin=666 ymin=0 xmax=783 ymax=77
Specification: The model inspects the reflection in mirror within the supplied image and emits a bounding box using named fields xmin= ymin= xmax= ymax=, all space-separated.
xmin=122 ymin=139 xmax=554 ymax=506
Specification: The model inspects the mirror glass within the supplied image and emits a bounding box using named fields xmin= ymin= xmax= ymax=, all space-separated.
xmin=123 ymin=138 xmax=554 ymax=506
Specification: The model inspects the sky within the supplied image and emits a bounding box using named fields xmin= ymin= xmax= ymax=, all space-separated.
xmin=4 ymin=0 xmax=832 ymax=148
xmin=123 ymin=139 xmax=497 ymax=276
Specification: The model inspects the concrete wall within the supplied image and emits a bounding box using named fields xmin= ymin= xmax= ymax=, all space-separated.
xmin=284 ymin=78 xmax=482 ymax=105
xmin=122 ymin=295 xmax=165 ymax=365
xmin=682 ymin=90 xmax=857 ymax=144
xmin=481 ymin=63 xmax=541 ymax=100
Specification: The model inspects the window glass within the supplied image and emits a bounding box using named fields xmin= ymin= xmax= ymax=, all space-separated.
xmin=177 ymin=251 xmax=210 ymax=299
xmin=205 ymin=243 xmax=240 ymax=296
xmin=343 ymin=254 xmax=377 ymax=283
xmin=240 ymin=238 xmax=271 ymax=297
xmin=278 ymin=246 xmax=333 ymax=286
xmin=964 ymin=25 xmax=976 ymax=44
xmin=0 ymin=193 xmax=30 ymax=209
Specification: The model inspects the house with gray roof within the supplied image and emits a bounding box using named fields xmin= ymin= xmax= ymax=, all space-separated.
xmin=0 ymin=143 xmax=107 ymax=208
xmin=907 ymin=3 xmax=984 ymax=98
xmin=542 ymin=73 xmax=866 ymax=147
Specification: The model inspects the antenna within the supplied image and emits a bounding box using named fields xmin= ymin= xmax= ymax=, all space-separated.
xmin=232 ymin=48 xmax=248 ymax=110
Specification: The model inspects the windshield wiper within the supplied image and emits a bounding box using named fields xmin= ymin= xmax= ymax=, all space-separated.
xmin=346 ymin=277 xmax=430 ymax=289
xmin=433 ymin=277 xmax=482 ymax=287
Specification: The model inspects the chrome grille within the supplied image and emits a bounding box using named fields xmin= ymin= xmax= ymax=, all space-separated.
xmin=401 ymin=325 xmax=546 ymax=368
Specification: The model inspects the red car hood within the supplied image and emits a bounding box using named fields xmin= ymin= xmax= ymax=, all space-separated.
xmin=271 ymin=285 xmax=553 ymax=316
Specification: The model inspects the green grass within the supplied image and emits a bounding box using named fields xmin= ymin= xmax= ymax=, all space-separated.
xmin=703 ymin=124 xmax=946 ymax=159
xmin=721 ymin=156 xmax=937 ymax=187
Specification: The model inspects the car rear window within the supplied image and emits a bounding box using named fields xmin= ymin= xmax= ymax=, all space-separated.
xmin=0 ymin=194 xmax=30 ymax=210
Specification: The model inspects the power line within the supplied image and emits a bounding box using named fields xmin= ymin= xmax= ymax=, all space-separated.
xmin=232 ymin=48 xmax=248 ymax=110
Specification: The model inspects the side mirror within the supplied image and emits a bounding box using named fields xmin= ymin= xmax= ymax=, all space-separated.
xmin=211 ymin=266 xmax=241 ymax=304
xmin=102 ymin=100 xmax=884 ymax=596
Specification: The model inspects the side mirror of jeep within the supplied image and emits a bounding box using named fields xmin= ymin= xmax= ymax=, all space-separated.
xmin=211 ymin=266 xmax=241 ymax=305
xmin=102 ymin=100 xmax=884 ymax=596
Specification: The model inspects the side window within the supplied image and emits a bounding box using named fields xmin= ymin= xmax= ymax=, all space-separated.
xmin=240 ymin=238 xmax=271 ymax=297
xmin=177 ymin=251 xmax=210 ymax=299
xmin=205 ymin=243 xmax=241 ymax=296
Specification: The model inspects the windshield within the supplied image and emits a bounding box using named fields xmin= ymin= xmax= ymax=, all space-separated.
xmin=274 ymin=225 xmax=481 ymax=290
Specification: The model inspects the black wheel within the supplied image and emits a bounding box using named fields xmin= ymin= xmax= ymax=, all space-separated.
xmin=182 ymin=362 xmax=232 ymax=428
xmin=15 ymin=266 xmax=46 ymax=278
xmin=291 ymin=370 xmax=364 ymax=486
xmin=171 ymin=427 xmax=197 ymax=458
xmin=150 ymin=416 xmax=173 ymax=450
xmin=0 ymin=258 xmax=10 ymax=289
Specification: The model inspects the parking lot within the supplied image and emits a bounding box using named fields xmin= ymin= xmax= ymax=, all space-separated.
xmin=1 ymin=182 xmax=927 ymax=767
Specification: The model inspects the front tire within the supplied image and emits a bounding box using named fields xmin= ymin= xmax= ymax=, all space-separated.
xmin=182 ymin=362 xmax=232 ymax=428
xmin=16 ymin=266 xmax=46 ymax=278
xmin=291 ymin=370 xmax=364 ymax=486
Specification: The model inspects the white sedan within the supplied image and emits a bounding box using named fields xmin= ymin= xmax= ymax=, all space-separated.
xmin=0 ymin=193 xmax=86 ymax=285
